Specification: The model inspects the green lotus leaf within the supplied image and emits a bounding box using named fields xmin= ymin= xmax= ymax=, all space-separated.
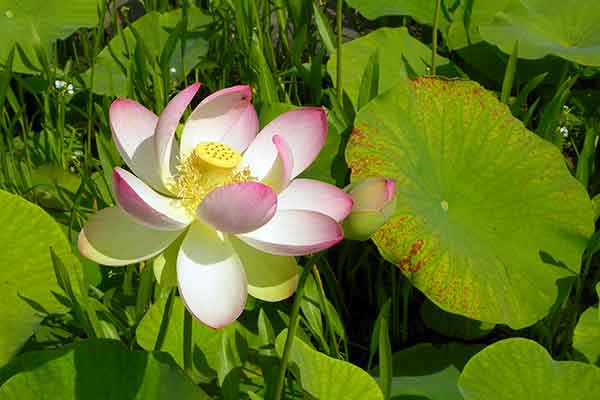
xmin=447 ymin=0 xmax=509 ymax=50
xmin=344 ymin=0 xmax=452 ymax=31
xmin=346 ymin=78 xmax=593 ymax=328
xmin=84 ymin=7 xmax=210 ymax=97
xmin=573 ymin=306 xmax=600 ymax=366
xmin=0 ymin=0 xmax=98 ymax=73
xmin=479 ymin=0 xmax=600 ymax=66
xmin=136 ymin=295 xmax=223 ymax=383
xmin=327 ymin=27 xmax=450 ymax=109
xmin=420 ymin=300 xmax=494 ymax=340
xmin=275 ymin=329 xmax=383 ymax=399
xmin=0 ymin=339 xmax=207 ymax=399
xmin=0 ymin=190 xmax=71 ymax=366
xmin=259 ymin=102 xmax=343 ymax=184
xmin=458 ymin=338 xmax=600 ymax=399
xmin=374 ymin=342 xmax=484 ymax=400
xmin=597 ymin=282 xmax=600 ymax=319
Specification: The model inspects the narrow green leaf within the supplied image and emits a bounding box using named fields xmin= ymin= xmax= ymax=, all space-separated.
xmin=257 ymin=309 xmax=278 ymax=399
xmin=378 ymin=301 xmax=392 ymax=400
xmin=218 ymin=328 xmax=243 ymax=400
xmin=536 ymin=75 xmax=578 ymax=142
xmin=367 ymin=298 xmax=391 ymax=370
xmin=576 ymin=125 xmax=597 ymax=187
xmin=500 ymin=41 xmax=518 ymax=104
xmin=312 ymin=2 xmax=336 ymax=56
xmin=258 ymin=309 xmax=276 ymax=353
xmin=357 ymin=50 xmax=380 ymax=110
xmin=0 ymin=46 xmax=15 ymax=112
xmin=510 ymin=72 xmax=547 ymax=118
xmin=250 ymin=33 xmax=279 ymax=104
xmin=309 ymin=48 xmax=324 ymax=104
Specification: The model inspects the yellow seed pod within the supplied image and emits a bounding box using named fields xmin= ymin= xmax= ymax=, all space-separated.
xmin=194 ymin=142 xmax=241 ymax=169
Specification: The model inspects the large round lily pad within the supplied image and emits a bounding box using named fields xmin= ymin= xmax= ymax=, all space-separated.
xmin=420 ymin=299 xmax=494 ymax=340
xmin=327 ymin=27 xmax=450 ymax=109
xmin=0 ymin=339 xmax=207 ymax=399
xmin=0 ymin=190 xmax=71 ymax=366
xmin=346 ymin=78 xmax=593 ymax=328
xmin=573 ymin=306 xmax=600 ymax=366
xmin=0 ymin=0 xmax=99 ymax=72
xmin=275 ymin=329 xmax=383 ymax=399
xmin=136 ymin=295 xmax=223 ymax=383
xmin=84 ymin=7 xmax=211 ymax=97
xmin=479 ymin=0 xmax=600 ymax=66
xmin=458 ymin=338 xmax=600 ymax=399
xmin=344 ymin=0 xmax=450 ymax=29
xmin=446 ymin=0 xmax=509 ymax=50
xmin=374 ymin=342 xmax=484 ymax=400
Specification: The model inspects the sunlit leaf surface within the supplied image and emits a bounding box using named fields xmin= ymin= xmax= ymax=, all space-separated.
xmin=346 ymin=78 xmax=593 ymax=328
xmin=458 ymin=338 xmax=600 ymax=399
xmin=0 ymin=190 xmax=71 ymax=366
xmin=0 ymin=339 xmax=207 ymax=399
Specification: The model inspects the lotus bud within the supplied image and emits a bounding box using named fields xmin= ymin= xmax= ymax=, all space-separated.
xmin=342 ymin=177 xmax=397 ymax=241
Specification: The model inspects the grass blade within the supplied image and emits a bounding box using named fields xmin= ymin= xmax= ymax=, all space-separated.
xmin=500 ymin=41 xmax=518 ymax=104
xmin=357 ymin=50 xmax=380 ymax=110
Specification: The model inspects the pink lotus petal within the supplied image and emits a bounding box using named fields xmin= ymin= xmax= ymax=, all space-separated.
xmin=230 ymin=236 xmax=300 ymax=302
xmin=198 ymin=182 xmax=277 ymax=234
xmin=278 ymin=179 xmax=353 ymax=222
xmin=237 ymin=209 xmax=343 ymax=256
xmin=350 ymin=177 xmax=397 ymax=211
xmin=155 ymin=83 xmax=201 ymax=187
xmin=177 ymin=222 xmax=247 ymax=328
xmin=260 ymin=135 xmax=294 ymax=192
xmin=109 ymin=99 xmax=167 ymax=193
xmin=180 ymin=85 xmax=258 ymax=158
xmin=220 ymin=101 xmax=259 ymax=152
xmin=113 ymin=167 xmax=191 ymax=231
xmin=242 ymin=108 xmax=327 ymax=180
xmin=78 ymin=207 xmax=181 ymax=266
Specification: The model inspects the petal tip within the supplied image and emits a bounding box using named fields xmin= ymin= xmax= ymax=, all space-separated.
xmin=189 ymin=82 xmax=202 ymax=91
xmin=109 ymin=98 xmax=142 ymax=114
xmin=76 ymin=229 xmax=89 ymax=257
xmin=238 ymin=84 xmax=252 ymax=100
xmin=340 ymin=195 xmax=354 ymax=221
xmin=384 ymin=179 xmax=396 ymax=201
xmin=198 ymin=182 xmax=278 ymax=234
xmin=303 ymin=106 xmax=327 ymax=136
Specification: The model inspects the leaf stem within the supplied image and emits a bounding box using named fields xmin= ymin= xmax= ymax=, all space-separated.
xmin=154 ymin=288 xmax=175 ymax=351
xmin=401 ymin=277 xmax=411 ymax=343
xmin=273 ymin=257 xmax=316 ymax=400
xmin=335 ymin=0 xmax=343 ymax=98
xmin=312 ymin=264 xmax=341 ymax=358
xmin=575 ymin=253 xmax=593 ymax=309
xmin=183 ymin=306 xmax=193 ymax=377
xmin=431 ymin=0 xmax=442 ymax=75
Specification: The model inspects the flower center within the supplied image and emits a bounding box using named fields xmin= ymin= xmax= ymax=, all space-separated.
xmin=195 ymin=141 xmax=241 ymax=169
xmin=168 ymin=142 xmax=252 ymax=216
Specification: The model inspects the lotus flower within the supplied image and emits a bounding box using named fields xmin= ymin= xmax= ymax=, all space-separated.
xmin=342 ymin=178 xmax=396 ymax=241
xmin=78 ymin=84 xmax=353 ymax=328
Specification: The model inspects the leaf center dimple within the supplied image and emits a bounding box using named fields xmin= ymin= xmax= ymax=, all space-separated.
xmin=441 ymin=200 xmax=449 ymax=212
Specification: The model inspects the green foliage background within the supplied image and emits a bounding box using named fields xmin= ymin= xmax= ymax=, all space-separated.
xmin=0 ymin=0 xmax=599 ymax=398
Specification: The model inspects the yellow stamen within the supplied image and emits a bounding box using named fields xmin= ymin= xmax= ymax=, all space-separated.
xmin=195 ymin=142 xmax=241 ymax=169
xmin=168 ymin=142 xmax=252 ymax=216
